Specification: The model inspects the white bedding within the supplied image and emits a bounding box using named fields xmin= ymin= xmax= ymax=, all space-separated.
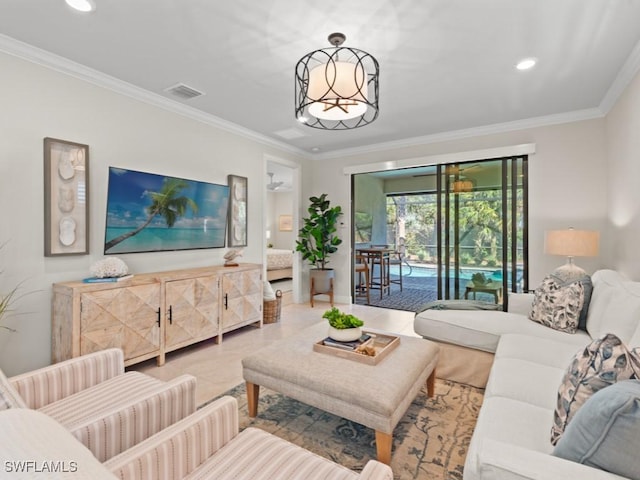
xmin=267 ymin=248 xmax=293 ymax=270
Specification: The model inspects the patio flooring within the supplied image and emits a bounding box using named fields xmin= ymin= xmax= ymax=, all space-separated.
xmin=354 ymin=272 xmax=501 ymax=312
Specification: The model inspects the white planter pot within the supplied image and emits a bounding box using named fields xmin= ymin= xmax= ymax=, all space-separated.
xmin=328 ymin=326 xmax=362 ymax=342
xmin=310 ymin=269 xmax=334 ymax=294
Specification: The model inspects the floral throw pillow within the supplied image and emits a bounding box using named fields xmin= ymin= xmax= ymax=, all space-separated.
xmin=529 ymin=273 xmax=585 ymax=333
xmin=551 ymin=333 xmax=640 ymax=445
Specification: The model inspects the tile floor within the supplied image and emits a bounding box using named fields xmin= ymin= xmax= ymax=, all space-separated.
xmin=130 ymin=300 xmax=418 ymax=406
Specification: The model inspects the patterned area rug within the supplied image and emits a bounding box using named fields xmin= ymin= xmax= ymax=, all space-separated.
xmin=205 ymin=379 xmax=483 ymax=480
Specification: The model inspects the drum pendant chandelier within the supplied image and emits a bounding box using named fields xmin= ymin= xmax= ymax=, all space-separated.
xmin=295 ymin=33 xmax=379 ymax=130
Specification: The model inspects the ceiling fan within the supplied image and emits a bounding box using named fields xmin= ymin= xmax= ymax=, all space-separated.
xmin=267 ymin=172 xmax=284 ymax=191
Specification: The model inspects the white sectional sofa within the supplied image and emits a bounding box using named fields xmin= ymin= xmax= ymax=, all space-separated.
xmin=414 ymin=269 xmax=640 ymax=480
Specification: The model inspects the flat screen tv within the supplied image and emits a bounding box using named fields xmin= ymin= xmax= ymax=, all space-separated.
xmin=104 ymin=167 xmax=230 ymax=254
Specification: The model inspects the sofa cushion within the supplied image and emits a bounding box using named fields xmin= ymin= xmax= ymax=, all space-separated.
xmin=529 ymin=273 xmax=585 ymax=334
xmin=485 ymin=358 xmax=567 ymax=410
xmin=551 ymin=333 xmax=640 ymax=445
xmin=464 ymin=396 xmax=556 ymax=480
xmin=494 ymin=333 xmax=588 ymax=370
xmin=37 ymin=371 xmax=164 ymax=429
xmin=553 ymin=380 xmax=640 ymax=480
xmin=587 ymin=269 xmax=640 ymax=343
xmin=414 ymin=309 xmax=590 ymax=354
xmin=0 ymin=368 xmax=27 ymax=410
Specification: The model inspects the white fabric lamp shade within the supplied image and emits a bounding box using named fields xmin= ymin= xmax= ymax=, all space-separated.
xmin=307 ymin=61 xmax=368 ymax=121
xmin=544 ymin=229 xmax=600 ymax=257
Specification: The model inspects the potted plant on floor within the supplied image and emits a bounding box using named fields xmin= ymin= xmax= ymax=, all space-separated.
xmin=296 ymin=194 xmax=342 ymax=298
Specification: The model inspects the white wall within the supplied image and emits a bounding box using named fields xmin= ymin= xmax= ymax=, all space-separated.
xmin=310 ymin=119 xmax=609 ymax=302
xmin=0 ymin=52 xmax=303 ymax=375
xmin=605 ymin=69 xmax=640 ymax=279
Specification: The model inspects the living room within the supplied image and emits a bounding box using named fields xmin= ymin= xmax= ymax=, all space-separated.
xmin=1 ymin=1 xmax=640 ymax=478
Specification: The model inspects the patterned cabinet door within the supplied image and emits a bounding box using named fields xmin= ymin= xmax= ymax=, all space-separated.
xmin=80 ymin=283 xmax=160 ymax=360
xmin=165 ymin=276 xmax=219 ymax=349
xmin=221 ymin=268 xmax=262 ymax=330
xmin=242 ymin=267 xmax=263 ymax=323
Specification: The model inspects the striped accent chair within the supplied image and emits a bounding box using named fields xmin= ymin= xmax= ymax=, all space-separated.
xmin=105 ymin=395 xmax=393 ymax=479
xmin=4 ymin=348 xmax=196 ymax=462
xmin=1 ymin=396 xmax=392 ymax=480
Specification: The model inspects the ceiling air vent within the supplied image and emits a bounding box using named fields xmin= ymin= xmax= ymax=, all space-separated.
xmin=164 ymin=83 xmax=205 ymax=100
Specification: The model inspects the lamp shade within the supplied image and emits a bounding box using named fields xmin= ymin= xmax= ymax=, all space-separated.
xmin=544 ymin=229 xmax=600 ymax=257
xmin=295 ymin=33 xmax=379 ymax=130
xmin=307 ymin=61 xmax=368 ymax=121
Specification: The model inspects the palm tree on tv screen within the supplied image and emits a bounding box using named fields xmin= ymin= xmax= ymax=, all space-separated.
xmin=105 ymin=177 xmax=198 ymax=251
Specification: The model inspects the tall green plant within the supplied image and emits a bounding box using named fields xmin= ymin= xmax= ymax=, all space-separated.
xmin=296 ymin=194 xmax=342 ymax=270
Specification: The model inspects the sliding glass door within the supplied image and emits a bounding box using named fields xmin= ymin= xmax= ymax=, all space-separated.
xmin=352 ymin=155 xmax=528 ymax=309
xmin=436 ymin=157 xmax=528 ymax=304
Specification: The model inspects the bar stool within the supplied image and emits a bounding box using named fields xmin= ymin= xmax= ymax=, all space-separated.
xmin=388 ymin=238 xmax=406 ymax=292
xmin=354 ymin=254 xmax=370 ymax=304
xmin=369 ymin=246 xmax=391 ymax=298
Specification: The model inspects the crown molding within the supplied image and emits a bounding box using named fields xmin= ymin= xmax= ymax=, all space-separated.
xmin=599 ymin=38 xmax=640 ymax=114
xmin=313 ymin=108 xmax=604 ymax=160
xmin=0 ymin=34 xmax=308 ymax=158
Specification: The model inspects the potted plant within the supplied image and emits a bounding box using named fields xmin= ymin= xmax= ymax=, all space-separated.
xmin=296 ymin=194 xmax=342 ymax=295
xmin=322 ymin=307 xmax=364 ymax=341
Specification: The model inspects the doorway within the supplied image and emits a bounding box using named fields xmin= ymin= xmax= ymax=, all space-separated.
xmin=352 ymin=156 xmax=528 ymax=310
xmin=264 ymin=157 xmax=301 ymax=304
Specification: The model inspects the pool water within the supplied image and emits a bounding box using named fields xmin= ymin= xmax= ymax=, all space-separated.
xmin=389 ymin=264 xmax=503 ymax=281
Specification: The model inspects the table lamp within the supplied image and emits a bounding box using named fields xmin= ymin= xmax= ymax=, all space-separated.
xmin=544 ymin=228 xmax=599 ymax=280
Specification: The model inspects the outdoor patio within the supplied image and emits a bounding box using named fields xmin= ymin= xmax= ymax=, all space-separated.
xmin=354 ymin=264 xmax=509 ymax=312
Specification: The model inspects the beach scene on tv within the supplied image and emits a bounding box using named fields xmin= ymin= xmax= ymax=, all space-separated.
xmin=104 ymin=167 xmax=230 ymax=254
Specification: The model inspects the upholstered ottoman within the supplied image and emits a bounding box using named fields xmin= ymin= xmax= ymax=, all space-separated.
xmin=242 ymin=322 xmax=439 ymax=464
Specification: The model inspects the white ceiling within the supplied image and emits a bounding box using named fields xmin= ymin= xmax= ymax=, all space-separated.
xmin=1 ymin=0 xmax=640 ymax=158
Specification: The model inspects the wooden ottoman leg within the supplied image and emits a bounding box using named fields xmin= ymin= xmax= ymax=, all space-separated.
xmin=246 ymin=381 xmax=260 ymax=417
xmin=375 ymin=430 xmax=392 ymax=465
xmin=426 ymin=369 xmax=436 ymax=398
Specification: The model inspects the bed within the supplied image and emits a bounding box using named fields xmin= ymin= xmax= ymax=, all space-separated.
xmin=266 ymin=248 xmax=294 ymax=281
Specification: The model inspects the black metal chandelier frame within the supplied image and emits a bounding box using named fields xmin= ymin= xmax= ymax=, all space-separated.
xmin=294 ymin=35 xmax=379 ymax=130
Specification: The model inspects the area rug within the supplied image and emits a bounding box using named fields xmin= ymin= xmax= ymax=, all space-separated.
xmin=355 ymin=276 xmax=439 ymax=312
xmin=204 ymin=379 xmax=483 ymax=480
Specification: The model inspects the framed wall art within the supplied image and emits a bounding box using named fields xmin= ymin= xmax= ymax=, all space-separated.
xmin=44 ymin=137 xmax=89 ymax=256
xmin=227 ymin=174 xmax=247 ymax=247
xmin=279 ymin=214 xmax=293 ymax=231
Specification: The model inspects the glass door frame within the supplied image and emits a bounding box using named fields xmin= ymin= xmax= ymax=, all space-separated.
xmin=436 ymin=156 xmax=529 ymax=308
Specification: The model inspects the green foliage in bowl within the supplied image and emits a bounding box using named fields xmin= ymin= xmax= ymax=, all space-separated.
xmin=471 ymin=272 xmax=488 ymax=285
xmin=322 ymin=307 xmax=364 ymax=329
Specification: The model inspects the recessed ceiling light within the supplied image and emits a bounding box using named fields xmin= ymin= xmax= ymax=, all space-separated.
xmin=311 ymin=147 xmax=320 ymax=152
xmin=516 ymin=58 xmax=537 ymax=71
xmin=65 ymin=0 xmax=96 ymax=12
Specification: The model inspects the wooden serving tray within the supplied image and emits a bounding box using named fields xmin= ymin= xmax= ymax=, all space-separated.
xmin=313 ymin=331 xmax=400 ymax=365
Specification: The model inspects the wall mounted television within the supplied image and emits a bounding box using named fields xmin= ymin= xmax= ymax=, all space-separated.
xmin=104 ymin=167 xmax=230 ymax=254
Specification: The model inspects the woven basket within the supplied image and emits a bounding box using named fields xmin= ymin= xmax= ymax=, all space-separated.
xmin=263 ymin=290 xmax=282 ymax=324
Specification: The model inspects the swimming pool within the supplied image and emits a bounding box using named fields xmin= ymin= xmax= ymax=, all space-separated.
xmin=389 ymin=264 xmax=505 ymax=281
